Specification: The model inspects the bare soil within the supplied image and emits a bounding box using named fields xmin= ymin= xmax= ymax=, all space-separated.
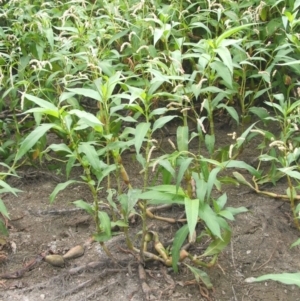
xmin=1 ymin=120 xmax=300 ymax=301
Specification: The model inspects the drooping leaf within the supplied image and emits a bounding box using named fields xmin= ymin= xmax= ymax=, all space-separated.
xmin=203 ymin=229 xmax=231 ymax=256
xmin=198 ymin=201 xmax=222 ymax=239
xmin=67 ymin=88 xmax=101 ymax=101
xmin=215 ymin=46 xmax=233 ymax=74
xmin=225 ymin=160 xmax=260 ymax=177
xmin=0 ymin=180 xmax=22 ymax=196
xmin=172 ymin=224 xmax=189 ymax=272
xmin=69 ymin=109 xmax=103 ymax=131
xmin=78 ymin=143 xmax=102 ymax=171
xmin=16 ymin=123 xmax=55 ymax=161
xmin=215 ymin=23 xmax=255 ymax=47
xmin=217 ymin=104 xmax=239 ymax=125
xmin=210 ymin=61 xmax=232 ymax=88
xmin=232 ymin=172 xmax=255 ymax=189
xmin=73 ymin=199 xmax=94 ymax=215
xmin=50 ymin=180 xmax=82 ymax=203
xmin=152 ymin=116 xmax=177 ymax=132
xmin=251 ymin=273 xmax=300 ymax=287
xmin=47 ymin=143 xmax=72 ymax=154
xmin=24 ymin=94 xmax=58 ymax=110
xmin=278 ymin=167 xmax=300 ymax=180
xmin=185 ymin=264 xmax=213 ymax=289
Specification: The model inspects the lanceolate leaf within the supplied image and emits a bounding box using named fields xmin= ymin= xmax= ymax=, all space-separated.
xmin=185 ymin=264 xmax=213 ymax=289
xmin=172 ymin=224 xmax=189 ymax=272
xmin=177 ymin=126 xmax=189 ymax=152
xmin=78 ymin=143 xmax=102 ymax=171
xmin=152 ymin=115 xmax=177 ymax=132
xmin=0 ymin=199 xmax=10 ymax=219
xmin=0 ymin=180 xmax=22 ymax=196
xmin=233 ymin=172 xmax=255 ymax=189
xmin=198 ymin=201 xmax=222 ymax=239
xmin=252 ymin=273 xmax=300 ymax=287
xmin=176 ymin=157 xmax=193 ymax=191
xmin=215 ymin=23 xmax=255 ymax=47
xmin=24 ymin=94 xmax=58 ymax=111
xmin=15 ymin=123 xmax=55 ymax=161
xmin=203 ymin=230 xmax=231 ymax=257
xmin=67 ymin=88 xmax=101 ymax=101
xmin=50 ymin=180 xmax=82 ymax=203
xmin=215 ymin=46 xmax=233 ymax=74
xmin=135 ymin=122 xmax=151 ymax=154
xmin=73 ymin=199 xmax=94 ymax=215
xmin=184 ymin=197 xmax=199 ymax=237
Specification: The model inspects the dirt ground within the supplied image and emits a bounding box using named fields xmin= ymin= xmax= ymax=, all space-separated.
xmin=1 ymin=120 xmax=300 ymax=301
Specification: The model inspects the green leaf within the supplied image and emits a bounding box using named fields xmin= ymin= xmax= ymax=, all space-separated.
xmin=218 ymin=210 xmax=234 ymax=220
xmin=154 ymin=28 xmax=164 ymax=46
xmin=50 ymin=180 xmax=82 ymax=203
xmin=216 ymin=193 xmax=227 ymax=210
xmin=95 ymin=72 xmax=121 ymax=101
xmin=0 ymin=180 xmax=22 ymax=196
xmin=152 ymin=116 xmax=177 ymax=132
xmin=139 ymin=191 xmax=185 ymax=205
xmin=25 ymin=107 xmax=59 ymax=118
xmin=215 ymin=46 xmax=233 ymax=74
xmin=98 ymin=211 xmax=112 ymax=238
xmin=66 ymin=155 xmax=76 ymax=179
xmin=176 ymin=157 xmax=193 ymax=191
xmin=210 ymin=61 xmax=232 ymax=88
xmin=207 ymin=167 xmax=221 ymax=201
xmin=185 ymin=264 xmax=213 ymax=289
xmin=278 ymin=167 xmax=300 ymax=180
xmin=198 ymin=201 xmax=222 ymax=239
xmin=172 ymin=224 xmax=189 ymax=272
xmin=24 ymin=94 xmax=58 ymax=111
xmin=67 ymin=88 xmax=101 ymax=101
xmin=185 ymin=197 xmax=199 ymax=237
xmin=127 ymin=189 xmax=141 ymax=212
xmin=0 ymin=220 xmax=8 ymax=236
xmin=252 ymin=273 xmax=300 ymax=287
xmin=225 ymin=160 xmax=260 ymax=177
xmin=248 ymin=107 xmax=270 ymax=120
xmin=177 ymin=126 xmax=189 ymax=152
xmin=217 ymin=104 xmax=239 ymax=125
xmin=69 ymin=110 xmax=103 ymax=131
xmin=0 ymin=199 xmax=9 ymax=219
xmin=232 ymin=172 xmax=255 ymax=189
xmin=290 ymin=238 xmax=300 ymax=248
xmin=78 ymin=143 xmax=102 ymax=171
xmin=135 ymin=122 xmax=151 ymax=154
xmin=226 ymin=206 xmax=248 ymax=216
xmin=203 ymin=229 xmax=231 ymax=256
xmin=73 ymin=199 xmax=94 ymax=215
xmin=16 ymin=123 xmax=55 ymax=161
xmin=215 ymin=23 xmax=255 ymax=47
xmin=147 ymin=185 xmax=186 ymax=195
xmin=205 ymin=134 xmax=215 ymax=155
xmin=47 ymin=143 xmax=72 ymax=154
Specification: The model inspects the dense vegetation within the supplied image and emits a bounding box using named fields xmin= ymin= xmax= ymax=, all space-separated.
xmin=1 ymin=0 xmax=300 ymax=286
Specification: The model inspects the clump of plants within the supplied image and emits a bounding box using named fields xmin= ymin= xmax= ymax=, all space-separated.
xmin=1 ymin=0 xmax=300 ymax=292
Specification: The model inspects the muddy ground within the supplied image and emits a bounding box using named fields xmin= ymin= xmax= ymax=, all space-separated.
xmin=1 ymin=120 xmax=300 ymax=301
